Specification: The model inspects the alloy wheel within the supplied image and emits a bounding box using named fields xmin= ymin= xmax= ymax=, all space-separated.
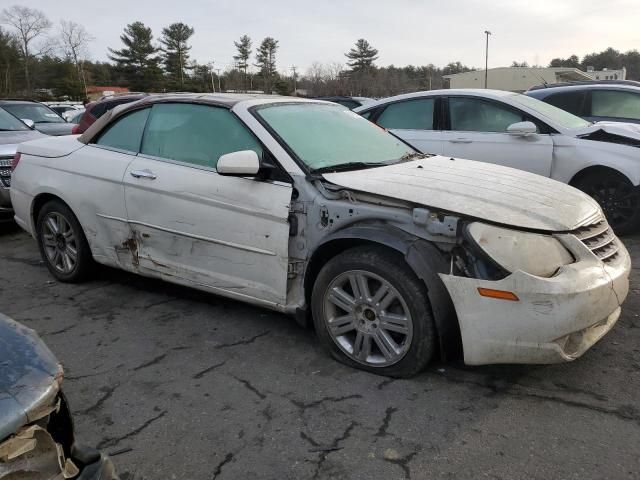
xmin=584 ymin=178 xmax=640 ymax=229
xmin=322 ymin=270 xmax=413 ymax=367
xmin=41 ymin=212 xmax=78 ymax=274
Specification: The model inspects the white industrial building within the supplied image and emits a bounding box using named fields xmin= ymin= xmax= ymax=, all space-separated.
xmin=444 ymin=67 xmax=596 ymax=92
xmin=585 ymin=66 xmax=626 ymax=81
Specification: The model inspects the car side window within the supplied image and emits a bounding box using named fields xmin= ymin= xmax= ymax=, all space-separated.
xmin=544 ymin=91 xmax=586 ymax=116
xmin=448 ymin=97 xmax=524 ymax=133
xmin=376 ymin=99 xmax=435 ymax=130
xmin=95 ymin=108 xmax=150 ymax=153
xmin=140 ymin=103 xmax=263 ymax=169
xmin=591 ymin=90 xmax=640 ymax=120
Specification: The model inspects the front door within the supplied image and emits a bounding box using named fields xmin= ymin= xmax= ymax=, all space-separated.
xmin=123 ymin=103 xmax=292 ymax=306
xmin=441 ymin=96 xmax=554 ymax=177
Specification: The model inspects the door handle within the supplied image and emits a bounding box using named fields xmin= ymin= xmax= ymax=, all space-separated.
xmin=449 ymin=138 xmax=472 ymax=144
xmin=130 ymin=169 xmax=157 ymax=180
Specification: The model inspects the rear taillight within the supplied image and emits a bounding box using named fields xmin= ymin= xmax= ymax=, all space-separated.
xmin=71 ymin=124 xmax=80 ymax=134
xmin=11 ymin=152 xmax=21 ymax=171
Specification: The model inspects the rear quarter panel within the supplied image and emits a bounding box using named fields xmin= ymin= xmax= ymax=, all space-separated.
xmin=11 ymin=145 xmax=133 ymax=263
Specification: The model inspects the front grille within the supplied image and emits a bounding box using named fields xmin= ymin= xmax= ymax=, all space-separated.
xmin=0 ymin=157 xmax=11 ymax=187
xmin=571 ymin=218 xmax=620 ymax=263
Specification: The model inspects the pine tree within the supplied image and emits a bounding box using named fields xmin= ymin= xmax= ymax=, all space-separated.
xmin=255 ymin=37 xmax=278 ymax=94
xmin=345 ymin=39 xmax=378 ymax=72
xmin=233 ymin=34 xmax=251 ymax=91
xmin=160 ymin=22 xmax=194 ymax=90
xmin=108 ymin=21 xmax=162 ymax=91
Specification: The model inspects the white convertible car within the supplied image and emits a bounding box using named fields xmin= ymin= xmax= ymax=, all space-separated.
xmin=10 ymin=94 xmax=631 ymax=377
xmin=355 ymin=89 xmax=640 ymax=234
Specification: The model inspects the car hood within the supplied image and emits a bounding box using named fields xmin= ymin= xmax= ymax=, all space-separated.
xmin=33 ymin=122 xmax=75 ymax=136
xmin=322 ymin=156 xmax=602 ymax=232
xmin=0 ymin=130 xmax=46 ymax=156
xmin=573 ymin=121 xmax=640 ymax=141
xmin=0 ymin=313 xmax=62 ymax=442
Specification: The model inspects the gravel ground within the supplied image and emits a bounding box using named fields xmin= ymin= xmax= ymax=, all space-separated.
xmin=1 ymin=224 xmax=639 ymax=480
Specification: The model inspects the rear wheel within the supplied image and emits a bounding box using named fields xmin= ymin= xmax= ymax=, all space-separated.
xmin=311 ymin=246 xmax=436 ymax=378
xmin=36 ymin=200 xmax=93 ymax=282
xmin=574 ymin=170 xmax=640 ymax=235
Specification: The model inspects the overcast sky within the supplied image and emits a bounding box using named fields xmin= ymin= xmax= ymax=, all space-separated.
xmin=18 ymin=0 xmax=640 ymax=74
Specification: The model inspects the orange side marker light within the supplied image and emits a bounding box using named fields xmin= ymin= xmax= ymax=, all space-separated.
xmin=477 ymin=288 xmax=519 ymax=301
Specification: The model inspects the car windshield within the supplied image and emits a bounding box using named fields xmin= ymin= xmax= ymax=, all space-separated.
xmin=0 ymin=107 xmax=31 ymax=131
xmin=2 ymin=103 xmax=65 ymax=124
xmin=510 ymin=94 xmax=591 ymax=129
xmin=255 ymin=103 xmax=414 ymax=171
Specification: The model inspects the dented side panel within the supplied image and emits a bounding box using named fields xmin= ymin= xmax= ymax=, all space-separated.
xmin=123 ymin=156 xmax=292 ymax=306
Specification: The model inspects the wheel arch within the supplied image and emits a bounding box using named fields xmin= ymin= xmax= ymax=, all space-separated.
xmin=303 ymin=224 xmax=462 ymax=361
xmin=31 ymin=193 xmax=93 ymax=254
xmin=569 ymin=165 xmax=633 ymax=187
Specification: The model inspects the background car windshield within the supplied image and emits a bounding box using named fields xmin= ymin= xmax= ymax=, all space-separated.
xmin=256 ymin=103 xmax=413 ymax=170
xmin=511 ymin=94 xmax=590 ymax=129
xmin=2 ymin=104 xmax=65 ymax=124
xmin=0 ymin=107 xmax=30 ymax=131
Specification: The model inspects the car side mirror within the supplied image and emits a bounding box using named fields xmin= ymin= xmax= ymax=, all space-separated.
xmin=21 ymin=118 xmax=35 ymax=129
xmin=217 ymin=150 xmax=260 ymax=176
xmin=507 ymin=121 xmax=537 ymax=136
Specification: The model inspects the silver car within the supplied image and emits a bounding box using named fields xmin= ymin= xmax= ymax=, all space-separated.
xmin=0 ymin=108 xmax=44 ymax=221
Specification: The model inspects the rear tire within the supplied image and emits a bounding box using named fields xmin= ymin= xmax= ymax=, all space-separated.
xmin=311 ymin=246 xmax=436 ymax=378
xmin=574 ymin=170 xmax=640 ymax=235
xmin=36 ymin=200 xmax=93 ymax=282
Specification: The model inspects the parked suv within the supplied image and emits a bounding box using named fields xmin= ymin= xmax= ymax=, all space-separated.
xmin=73 ymin=93 xmax=148 ymax=134
xmin=526 ymin=82 xmax=640 ymax=125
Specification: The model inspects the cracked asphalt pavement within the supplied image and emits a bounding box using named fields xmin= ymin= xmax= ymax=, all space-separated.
xmin=1 ymin=224 xmax=639 ymax=480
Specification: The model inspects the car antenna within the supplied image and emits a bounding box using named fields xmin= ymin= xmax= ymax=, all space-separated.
xmin=530 ymin=70 xmax=548 ymax=89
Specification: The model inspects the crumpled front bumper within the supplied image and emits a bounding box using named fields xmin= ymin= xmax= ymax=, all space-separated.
xmin=440 ymin=233 xmax=631 ymax=365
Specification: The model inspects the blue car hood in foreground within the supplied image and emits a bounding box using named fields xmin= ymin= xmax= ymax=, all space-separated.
xmin=0 ymin=313 xmax=62 ymax=441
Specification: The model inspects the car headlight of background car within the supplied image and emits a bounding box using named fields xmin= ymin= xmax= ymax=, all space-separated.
xmin=464 ymin=222 xmax=574 ymax=278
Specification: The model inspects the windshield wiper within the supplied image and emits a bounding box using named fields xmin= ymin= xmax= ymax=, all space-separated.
xmin=312 ymin=162 xmax=390 ymax=174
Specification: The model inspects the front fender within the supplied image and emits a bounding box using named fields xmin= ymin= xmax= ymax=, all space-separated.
xmin=552 ymin=138 xmax=640 ymax=186
xmin=308 ymin=224 xmax=461 ymax=361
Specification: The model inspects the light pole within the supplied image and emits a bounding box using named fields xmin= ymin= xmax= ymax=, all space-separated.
xmin=484 ymin=30 xmax=491 ymax=89
xmin=291 ymin=66 xmax=297 ymax=95
xmin=215 ymin=69 xmax=222 ymax=92
xmin=209 ymin=61 xmax=215 ymax=92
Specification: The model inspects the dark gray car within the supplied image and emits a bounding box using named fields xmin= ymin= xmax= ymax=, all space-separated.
xmin=0 ymin=100 xmax=76 ymax=136
xmin=0 ymin=312 xmax=117 ymax=479
xmin=0 ymin=108 xmax=45 ymax=221
xmin=526 ymin=82 xmax=640 ymax=124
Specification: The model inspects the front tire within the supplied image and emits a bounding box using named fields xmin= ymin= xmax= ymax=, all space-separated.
xmin=311 ymin=246 xmax=436 ymax=378
xmin=574 ymin=170 xmax=640 ymax=235
xmin=36 ymin=200 xmax=93 ymax=282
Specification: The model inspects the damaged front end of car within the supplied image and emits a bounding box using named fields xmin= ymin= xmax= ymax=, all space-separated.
xmin=295 ymin=171 xmax=631 ymax=366
xmin=0 ymin=313 xmax=117 ymax=480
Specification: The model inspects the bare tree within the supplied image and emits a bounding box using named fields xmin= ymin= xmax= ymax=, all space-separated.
xmin=1 ymin=5 xmax=51 ymax=93
xmin=59 ymin=20 xmax=93 ymax=97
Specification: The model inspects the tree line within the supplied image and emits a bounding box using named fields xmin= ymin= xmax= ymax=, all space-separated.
xmin=1 ymin=5 xmax=638 ymax=101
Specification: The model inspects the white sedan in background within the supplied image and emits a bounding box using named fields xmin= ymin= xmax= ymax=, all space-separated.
xmin=356 ymin=89 xmax=640 ymax=234
xmin=10 ymin=94 xmax=631 ymax=377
